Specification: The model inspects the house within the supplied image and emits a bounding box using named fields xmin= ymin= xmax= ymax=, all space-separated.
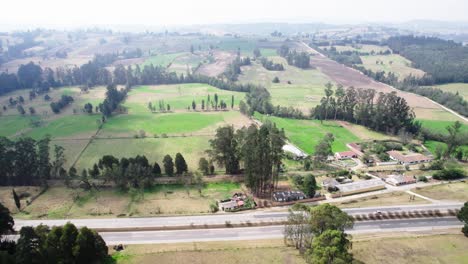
xmin=273 ymin=191 xmax=306 ymax=202
xmin=322 ymin=178 xmax=340 ymax=189
xmin=387 ymin=151 xmax=432 ymax=165
xmin=331 ymin=179 xmax=386 ymax=197
xmin=347 ymin=143 xmax=364 ymax=157
xmin=335 ymin=150 xmax=358 ymax=160
xmin=385 ymin=174 xmax=417 ymax=186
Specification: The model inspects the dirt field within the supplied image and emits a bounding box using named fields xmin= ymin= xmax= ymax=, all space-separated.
xmin=353 ymin=233 xmax=468 ymax=264
xmin=195 ymin=51 xmax=237 ymax=77
xmin=112 ymin=240 xmax=305 ymax=264
xmin=411 ymin=182 xmax=468 ymax=202
xmin=334 ymin=191 xmax=429 ymax=208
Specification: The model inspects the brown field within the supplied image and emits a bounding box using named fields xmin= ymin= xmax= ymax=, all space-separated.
xmin=112 ymin=240 xmax=305 ymax=264
xmin=334 ymin=191 xmax=429 ymax=208
xmin=411 ymin=182 xmax=468 ymax=202
xmin=0 ymin=186 xmax=43 ymax=213
xmin=195 ymin=51 xmax=237 ymax=77
xmin=353 ymin=234 xmax=468 ymax=264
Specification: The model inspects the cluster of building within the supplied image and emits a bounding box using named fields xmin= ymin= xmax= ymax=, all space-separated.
xmin=322 ymin=178 xmax=386 ymax=197
xmin=383 ymin=174 xmax=417 ymax=186
xmin=273 ymin=190 xmax=307 ymax=202
xmin=387 ymin=151 xmax=432 ymax=165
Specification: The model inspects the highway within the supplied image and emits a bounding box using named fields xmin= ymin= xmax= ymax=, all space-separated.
xmin=14 ymin=203 xmax=463 ymax=231
xmin=99 ymin=217 xmax=462 ymax=245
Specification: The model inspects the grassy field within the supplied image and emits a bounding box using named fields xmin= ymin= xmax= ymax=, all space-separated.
xmin=321 ymin=44 xmax=391 ymax=54
xmin=256 ymin=114 xmax=359 ymax=154
xmin=238 ymin=57 xmax=332 ymax=111
xmin=411 ymin=182 xmax=468 ymax=202
xmin=24 ymin=114 xmax=101 ymax=139
xmin=142 ymin=53 xmax=185 ymax=67
xmin=426 ymin=83 xmax=468 ymax=100
xmin=15 ymin=183 xmax=243 ymax=219
xmin=418 ymin=119 xmax=468 ymax=135
xmin=0 ymin=115 xmax=38 ymax=137
xmin=126 ymin=83 xmax=245 ymax=111
xmin=353 ymin=234 xmax=468 ymax=264
xmin=75 ymin=136 xmax=211 ymax=171
xmin=359 ymin=54 xmax=426 ymax=80
xmin=334 ymin=191 xmax=429 ymax=208
xmin=111 ymin=239 xmax=305 ymax=264
xmin=336 ymin=121 xmax=395 ymax=141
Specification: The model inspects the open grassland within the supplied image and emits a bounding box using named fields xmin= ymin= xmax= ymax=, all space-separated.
xmin=215 ymin=38 xmax=258 ymax=55
xmin=418 ymin=119 xmax=468 ymax=135
xmin=111 ymin=239 xmax=305 ymax=264
xmin=239 ymin=57 xmax=331 ymax=111
xmin=142 ymin=52 xmax=185 ymax=67
xmin=0 ymin=115 xmax=37 ymax=137
xmin=334 ymin=191 xmax=429 ymax=209
xmin=75 ymin=137 xmax=211 ymax=171
xmin=336 ymin=121 xmax=395 ymax=141
xmin=426 ymin=83 xmax=468 ymax=100
xmin=15 ymin=183 xmax=242 ymax=219
xmin=126 ymin=83 xmax=245 ymax=111
xmin=24 ymin=114 xmax=101 ymax=139
xmin=321 ymin=44 xmax=391 ymax=53
xmin=353 ymin=234 xmax=468 ymax=264
xmin=168 ymin=53 xmax=207 ymax=74
xmin=0 ymin=186 xmax=42 ymax=213
xmin=414 ymin=108 xmax=465 ymax=122
xmin=256 ymin=114 xmax=359 ymax=154
xmin=411 ymin=182 xmax=468 ymax=202
xmin=359 ymin=54 xmax=426 ymax=80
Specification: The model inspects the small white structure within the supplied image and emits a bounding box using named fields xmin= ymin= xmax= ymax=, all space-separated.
xmin=385 ymin=174 xmax=417 ymax=186
xmin=283 ymin=144 xmax=308 ymax=159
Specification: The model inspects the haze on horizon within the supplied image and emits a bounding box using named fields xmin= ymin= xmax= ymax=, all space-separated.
xmin=1 ymin=0 xmax=467 ymax=29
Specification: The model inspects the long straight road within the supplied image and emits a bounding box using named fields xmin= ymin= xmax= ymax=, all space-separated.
xmin=14 ymin=203 xmax=462 ymax=231
xmin=99 ymin=217 xmax=462 ymax=245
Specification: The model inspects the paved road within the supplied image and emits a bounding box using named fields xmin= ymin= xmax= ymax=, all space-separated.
xmin=99 ymin=217 xmax=462 ymax=245
xmin=14 ymin=203 xmax=462 ymax=231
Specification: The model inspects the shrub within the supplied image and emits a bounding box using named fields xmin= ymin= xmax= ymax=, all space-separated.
xmin=209 ymin=201 xmax=219 ymax=213
xmin=417 ymin=176 xmax=428 ymax=182
xmin=433 ymin=168 xmax=465 ymax=180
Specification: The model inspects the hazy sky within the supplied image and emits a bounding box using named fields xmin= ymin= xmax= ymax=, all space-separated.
xmin=1 ymin=0 xmax=467 ymax=27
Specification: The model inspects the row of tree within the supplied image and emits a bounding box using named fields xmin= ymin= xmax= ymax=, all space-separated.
xmin=207 ymin=123 xmax=285 ymax=197
xmin=223 ymin=56 xmax=251 ymax=81
xmin=278 ymin=45 xmax=310 ymax=69
xmin=0 ymin=203 xmax=108 ymax=264
xmin=312 ymin=83 xmax=420 ymax=134
xmin=260 ymin=57 xmax=284 ymax=71
xmin=0 ymin=136 xmax=66 ymax=186
xmin=50 ymin=95 xmax=74 ymax=114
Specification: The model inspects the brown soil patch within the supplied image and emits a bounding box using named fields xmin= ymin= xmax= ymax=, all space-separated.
xmin=196 ymin=51 xmax=236 ymax=77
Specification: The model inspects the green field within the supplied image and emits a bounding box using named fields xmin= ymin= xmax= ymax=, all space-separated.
xmin=142 ymin=52 xmax=185 ymax=67
xmin=418 ymin=119 xmax=468 ymax=135
xmin=126 ymin=83 xmax=245 ymax=111
xmin=74 ymin=136 xmax=212 ymax=171
xmin=427 ymin=83 xmax=468 ymax=100
xmin=256 ymin=114 xmax=360 ymax=154
xmin=24 ymin=114 xmax=101 ymax=139
xmin=359 ymin=54 xmax=425 ymax=80
xmin=0 ymin=115 xmax=37 ymax=137
xmin=238 ymin=56 xmax=331 ymax=111
xmin=321 ymin=44 xmax=391 ymax=54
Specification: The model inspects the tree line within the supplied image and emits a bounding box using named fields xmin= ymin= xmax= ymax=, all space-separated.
xmin=312 ymin=83 xmax=420 ymax=134
xmin=278 ymin=44 xmax=310 ymax=69
xmin=207 ymin=123 xmax=285 ymax=197
xmin=0 ymin=203 xmax=108 ymax=264
xmin=260 ymin=57 xmax=284 ymax=71
xmin=223 ymin=56 xmax=251 ymax=82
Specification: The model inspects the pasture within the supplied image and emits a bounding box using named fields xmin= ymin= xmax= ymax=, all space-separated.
xmin=255 ymin=114 xmax=360 ymax=154
xmin=15 ymin=183 xmax=243 ymax=219
xmin=428 ymin=83 xmax=468 ymax=100
xmin=359 ymin=54 xmax=426 ymax=80
xmin=411 ymin=182 xmax=468 ymax=202
xmin=141 ymin=52 xmax=185 ymax=68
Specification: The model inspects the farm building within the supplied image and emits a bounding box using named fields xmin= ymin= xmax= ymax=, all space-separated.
xmin=331 ymin=179 xmax=386 ymax=197
xmin=273 ymin=191 xmax=306 ymax=202
xmin=385 ymin=174 xmax=417 ymax=186
xmin=335 ymin=150 xmax=358 ymax=160
xmin=387 ymin=151 xmax=432 ymax=165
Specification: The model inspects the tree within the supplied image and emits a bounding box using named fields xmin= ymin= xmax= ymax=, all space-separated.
xmin=17 ymin=105 xmax=25 ymax=115
xmin=12 ymin=189 xmax=21 ymax=211
xmin=284 ymin=203 xmax=312 ymax=250
xmin=175 ymin=153 xmax=188 ymax=175
xmin=15 ymin=227 xmax=43 ymax=264
xmin=302 ymin=174 xmax=317 ymax=198
xmin=309 ymin=204 xmax=354 ymax=235
xmin=163 ymin=155 xmax=174 ymax=176
xmin=198 ymin=157 xmax=209 ymax=175
xmin=83 ymin=103 xmax=93 ymax=114
xmin=445 ymin=121 xmax=464 ymax=158
xmin=192 ymin=100 xmax=196 ymax=110
xmin=272 ymin=76 xmax=280 ymax=83
xmin=314 ymin=133 xmax=334 ymax=164
xmin=73 ymin=227 xmax=104 ymax=263
xmin=231 ymin=95 xmax=234 ymax=109
xmin=306 ymin=229 xmax=354 ymax=264
xmin=60 ymin=222 xmax=78 ymax=263
xmin=28 ymin=107 xmax=36 ymax=115
xmin=208 ymin=126 xmax=240 ymax=174
xmin=253 ymin=47 xmax=261 ymax=58
xmin=152 ymin=162 xmax=162 ymax=177
xmin=457 ymin=202 xmax=468 ymax=237
xmin=0 ymin=203 xmax=14 ymax=235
